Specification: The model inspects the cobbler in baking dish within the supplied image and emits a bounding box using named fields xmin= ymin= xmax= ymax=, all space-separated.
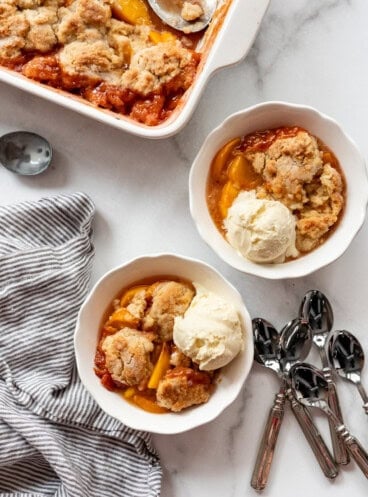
xmin=0 ymin=0 xmax=204 ymax=125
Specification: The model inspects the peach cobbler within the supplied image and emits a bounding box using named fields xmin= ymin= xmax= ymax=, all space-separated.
xmin=207 ymin=127 xmax=346 ymax=263
xmin=0 ymin=0 xmax=206 ymax=125
xmin=94 ymin=279 xmax=244 ymax=413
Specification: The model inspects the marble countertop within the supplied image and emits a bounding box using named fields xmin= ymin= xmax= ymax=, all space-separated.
xmin=1 ymin=0 xmax=368 ymax=495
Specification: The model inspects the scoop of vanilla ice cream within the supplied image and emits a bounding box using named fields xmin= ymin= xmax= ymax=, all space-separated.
xmin=173 ymin=283 xmax=244 ymax=371
xmin=224 ymin=191 xmax=299 ymax=263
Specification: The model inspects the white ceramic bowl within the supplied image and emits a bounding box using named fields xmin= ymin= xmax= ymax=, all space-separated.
xmin=0 ymin=0 xmax=269 ymax=139
xmin=189 ymin=101 xmax=368 ymax=279
xmin=74 ymin=253 xmax=253 ymax=434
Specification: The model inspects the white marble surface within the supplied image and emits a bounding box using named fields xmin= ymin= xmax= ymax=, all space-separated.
xmin=1 ymin=0 xmax=368 ymax=495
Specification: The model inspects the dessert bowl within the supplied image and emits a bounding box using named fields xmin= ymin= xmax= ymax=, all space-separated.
xmin=74 ymin=253 xmax=253 ymax=434
xmin=189 ymin=101 xmax=368 ymax=279
xmin=0 ymin=0 xmax=270 ymax=139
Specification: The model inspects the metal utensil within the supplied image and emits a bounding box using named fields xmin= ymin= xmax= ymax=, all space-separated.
xmin=251 ymin=318 xmax=337 ymax=490
xmin=279 ymin=318 xmax=338 ymax=479
xmin=328 ymin=330 xmax=368 ymax=414
xmin=300 ymin=290 xmax=349 ymax=465
xmin=251 ymin=318 xmax=287 ymax=490
xmin=0 ymin=131 xmax=52 ymax=175
xmin=291 ymin=363 xmax=368 ymax=478
xmin=146 ymin=0 xmax=217 ymax=32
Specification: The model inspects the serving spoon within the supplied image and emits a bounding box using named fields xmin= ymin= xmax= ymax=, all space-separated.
xmin=299 ymin=290 xmax=349 ymax=465
xmin=328 ymin=330 xmax=368 ymax=415
xmin=0 ymin=131 xmax=52 ymax=176
xmin=291 ymin=363 xmax=368 ymax=478
xmin=251 ymin=318 xmax=337 ymax=490
xmin=147 ymin=0 xmax=217 ymax=33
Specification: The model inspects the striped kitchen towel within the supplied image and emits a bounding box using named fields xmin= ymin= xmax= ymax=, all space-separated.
xmin=0 ymin=193 xmax=162 ymax=497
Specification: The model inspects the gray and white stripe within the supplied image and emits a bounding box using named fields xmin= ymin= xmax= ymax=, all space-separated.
xmin=0 ymin=193 xmax=161 ymax=497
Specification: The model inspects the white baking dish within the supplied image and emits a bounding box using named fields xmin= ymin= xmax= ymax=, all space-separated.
xmin=0 ymin=0 xmax=270 ymax=139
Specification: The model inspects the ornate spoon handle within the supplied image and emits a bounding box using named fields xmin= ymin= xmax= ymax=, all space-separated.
xmin=326 ymin=379 xmax=350 ymax=465
xmin=336 ymin=425 xmax=368 ymax=478
xmin=356 ymin=381 xmax=368 ymax=415
xmin=251 ymin=385 xmax=286 ymax=490
xmin=287 ymin=389 xmax=338 ymax=479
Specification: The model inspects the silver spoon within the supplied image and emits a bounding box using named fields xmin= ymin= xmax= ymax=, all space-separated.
xmin=0 ymin=131 xmax=52 ymax=176
xmin=147 ymin=0 xmax=217 ymax=33
xmin=328 ymin=330 xmax=368 ymax=415
xmin=291 ymin=363 xmax=368 ymax=478
xmin=251 ymin=318 xmax=286 ymax=490
xmin=279 ymin=319 xmax=338 ymax=478
xmin=300 ymin=290 xmax=349 ymax=465
xmin=251 ymin=318 xmax=337 ymax=489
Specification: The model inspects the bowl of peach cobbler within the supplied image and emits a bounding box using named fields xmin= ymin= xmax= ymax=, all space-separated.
xmin=190 ymin=101 xmax=368 ymax=279
xmin=74 ymin=253 xmax=253 ymax=433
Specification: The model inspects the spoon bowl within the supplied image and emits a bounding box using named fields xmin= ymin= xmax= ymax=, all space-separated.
xmin=328 ymin=329 xmax=368 ymax=413
xmin=328 ymin=330 xmax=364 ymax=380
xmin=252 ymin=318 xmax=281 ymax=376
xmin=291 ymin=363 xmax=329 ymax=409
xmin=147 ymin=0 xmax=217 ymax=32
xmin=299 ymin=290 xmax=333 ymax=348
xmin=279 ymin=318 xmax=312 ymax=373
xmin=0 ymin=131 xmax=52 ymax=176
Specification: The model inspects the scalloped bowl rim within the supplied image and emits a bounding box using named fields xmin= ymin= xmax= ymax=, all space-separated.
xmin=189 ymin=101 xmax=368 ymax=279
xmin=74 ymin=253 xmax=253 ymax=434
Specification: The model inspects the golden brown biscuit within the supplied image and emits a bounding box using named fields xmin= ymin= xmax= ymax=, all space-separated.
xmin=102 ymin=328 xmax=155 ymax=389
xmin=156 ymin=367 xmax=211 ymax=412
xmin=143 ymin=281 xmax=194 ymax=341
